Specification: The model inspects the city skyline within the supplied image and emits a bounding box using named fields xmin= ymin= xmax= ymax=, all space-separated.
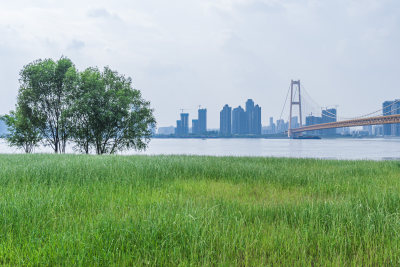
xmin=158 ymin=98 xmax=400 ymax=137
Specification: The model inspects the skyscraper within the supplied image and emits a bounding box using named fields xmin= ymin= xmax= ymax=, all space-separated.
xmin=174 ymin=113 xmax=189 ymax=136
xmin=269 ymin=117 xmax=276 ymax=134
xmin=245 ymin=99 xmax=254 ymax=134
xmin=192 ymin=119 xmax=199 ymax=134
xmin=253 ymin=104 xmax=262 ymax=135
xmin=276 ymin=119 xmax=288 ymax=133
xmin=321 ymin=108 xmax=337 ymax=135
xmin=181 ymin=113 xmax=189 ymax=135
xmin=391 ymin=100 xmax=400 ymax=136
xmin=305 ymin=115 xmax=322 ymax=135
xmin=383 ymin=101 xmax=394 ymax=136
xmin=244 ymin=99 xmax=262 ymax=135
xmin=175 ymin=120 xmax=182 ymax=136
xmin=290 ymin=116 xmax=299 ymax=129
xmin=232 ymin=106 xmax=246 ymax=134
xmin=198 ymin=109 xmax=207 ymax=134
xmin=220 ymin=104 xmax=232 ymax=136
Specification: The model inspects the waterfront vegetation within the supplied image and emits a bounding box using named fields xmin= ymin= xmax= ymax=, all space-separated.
xmin=1 ymin=57 xmax=155 ymax=154
xmin=0 ymin=154 xmax=400 ymax=265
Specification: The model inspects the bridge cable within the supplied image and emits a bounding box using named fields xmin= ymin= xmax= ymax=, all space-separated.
xmin=279 ymin=85 xmax=291 ymax=122
xmin=301 ymin=83 xmax=368 ymax=121
xmin=288 ymin=83 xmax=400 ymax=133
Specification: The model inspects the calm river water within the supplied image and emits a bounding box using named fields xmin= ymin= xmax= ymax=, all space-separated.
xmin=1 ymin=138 xmax=399 ymax=160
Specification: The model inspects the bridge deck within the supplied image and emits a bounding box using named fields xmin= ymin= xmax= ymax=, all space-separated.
xmin=291 ymin=114 xmax=400 ymax=133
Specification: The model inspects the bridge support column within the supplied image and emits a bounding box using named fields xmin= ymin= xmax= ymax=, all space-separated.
xmin=288 ymin=80 xmax=303 ymax=138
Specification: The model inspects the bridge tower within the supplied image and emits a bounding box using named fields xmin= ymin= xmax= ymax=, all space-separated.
xmin=288 ymin=80 xmax=303 ymax=138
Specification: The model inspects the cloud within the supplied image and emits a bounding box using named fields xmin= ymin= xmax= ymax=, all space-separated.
xmin=87 ymin=8 xmax=111 ymax=18
xmin=67 ymin=39 xmax=85 ymax=50
xmin=87 ymin=8 xmax=122 ymax=21
xmin=0 ymin=0 xmax=399 ymax=127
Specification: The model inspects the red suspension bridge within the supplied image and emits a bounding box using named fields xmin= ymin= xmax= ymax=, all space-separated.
xmin=284 ymin=80 xmax=400 ymax=138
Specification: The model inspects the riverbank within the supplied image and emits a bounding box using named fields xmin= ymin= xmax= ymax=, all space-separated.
xmin=0 ymin=154 xmax=399 ymax=265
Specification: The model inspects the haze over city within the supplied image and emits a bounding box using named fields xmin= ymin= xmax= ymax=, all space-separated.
xmin=1 ymin=0 xmax=400 ymax=128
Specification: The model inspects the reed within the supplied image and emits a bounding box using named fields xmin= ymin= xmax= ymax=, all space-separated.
xmin=0 ymin=154 xmax=399 ymax=265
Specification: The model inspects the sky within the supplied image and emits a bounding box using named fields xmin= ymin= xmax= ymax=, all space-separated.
xmin=0 ymin=0 xmax=399 ymax=128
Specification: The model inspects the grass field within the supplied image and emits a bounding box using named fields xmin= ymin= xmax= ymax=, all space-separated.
xmin=0 ymin=154 xmax=399 ymax=265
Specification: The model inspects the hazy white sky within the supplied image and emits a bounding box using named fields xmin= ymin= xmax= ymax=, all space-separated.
xmin=0 ymin=0 xmax=399 ymax=128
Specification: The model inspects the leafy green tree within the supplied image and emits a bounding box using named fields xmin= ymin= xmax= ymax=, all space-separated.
xmin=70 ymin=67 xmax=156 ymax=154
xmin=18 ymin=57 xmax=77 ymax=153
xmin=1 ymin=106 xmax=41 ymax=153
xmin=67 ymin=67 xmax=101 ymax=154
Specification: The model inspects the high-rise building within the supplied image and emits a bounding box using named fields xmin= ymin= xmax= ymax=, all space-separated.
xmin=362 ymin=125 xmax=373 ymax=136
xmin=321 ymin=108 xmax=337 ymax=135
xmin=306 ymin=115 xmax=322 ymax=125
xmin=276 ymin=119 xmax=288 ymax=133
xmin=198 ymin=109 xmax=207 ymax=134
xmin=269 ymin=117 xmax=276 ymax=134
xmin=232 ymin=106 xmax=246 ymax=134
xmin=263 ymin=117 xmax=276 ymax=134
xmin=305 ymin=115 xmax=322 ymax=135
xmin=176 ymin=113 xmax=189 ymax=136
xmin=373 ymin=125 xmax=383 ymax=136
xmin=181 ymin=113 xmax=189 ymax=135
xmin=192 ymin=119 xmax=199 ymax=134
xmin=383 ymin=101 xmax=394 ymax=136
xmin=245 ymin=99 xmax=254 ymax=134
xmin=291 ymin=116 xmax=299 ymax=129
xmin=175 ymin=120 xmax=182 ymax=136
xmin=302 ymin=109 xmax=338 ymax=136
xmin=220 ymin=104 xmax=232 ymax=136
xmin=244 ymin=99 xmax=262 ymax=135
xmin=391 ymin=101 xmax=400 ymax=136
xmin=253 ymin=104 xmax=262 ymax=135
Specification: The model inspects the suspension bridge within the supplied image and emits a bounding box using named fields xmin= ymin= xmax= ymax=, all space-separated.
xmin=283 ymin=80 xmax=400 ymax=138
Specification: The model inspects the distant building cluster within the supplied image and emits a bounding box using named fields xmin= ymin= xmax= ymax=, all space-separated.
xmin=192 ymin=109 xmax=207 ymax=135
xmin=157 ymin=126 xmax=175 ymax=135
xmin=319 ymin=100 xmax=400 ymax=137
xmin=174 ymin=108 xmax=207 ymax=136
xmin=382 ymin=99 xmax=400 ymax=136
xmin=305 ymin=108 xmax=337 ymax=136
xmin=262 ymin=117 xmax=290 ymax=135
xmin=220 ymin=99 xmax=262 ymax=136
xmin=175 ymin=113 xmax=189 ymax=136
xmin=156 ymin=98 xmax=400 ymax=138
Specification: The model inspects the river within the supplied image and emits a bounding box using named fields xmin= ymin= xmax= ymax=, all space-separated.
xmin=1 ymin=138 xmax=399 ymax=160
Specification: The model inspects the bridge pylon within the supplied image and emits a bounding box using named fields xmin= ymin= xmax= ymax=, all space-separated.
xmin=288 ymin=80 xmax=303 ymax=138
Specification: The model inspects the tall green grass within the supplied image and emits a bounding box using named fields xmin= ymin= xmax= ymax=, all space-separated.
xmin=0 ymin=154 xmax=399 ymax=265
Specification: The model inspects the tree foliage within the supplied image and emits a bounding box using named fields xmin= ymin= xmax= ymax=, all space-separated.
xmin=5 ymin=57 xmax=156 ymax=154
xmin=18 ymin=57 xmax=77 ymax=153
xmin=1 ymin=106 xmax=41 ymax=153
xmin=70 ymin=67 xmax=156 ymax=154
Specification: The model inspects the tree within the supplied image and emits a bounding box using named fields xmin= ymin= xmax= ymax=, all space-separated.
xmin=1 ymin=106 xmax=41 ymax=153
xmin=18 ymin=57 xmax=77 ymax=153
xmin=67 ymin=67 xmax=101 ymax=154
xmin=70 ymin=67 xmax=156 ymax=154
